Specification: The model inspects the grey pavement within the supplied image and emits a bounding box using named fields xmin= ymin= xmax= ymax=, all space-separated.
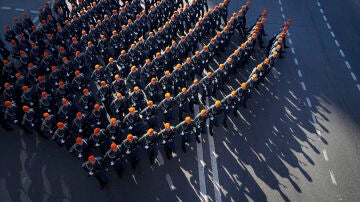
xmin=1 ymin=0 xmax=360 ymax=201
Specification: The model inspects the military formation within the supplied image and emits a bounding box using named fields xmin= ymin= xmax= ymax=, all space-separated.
xmin=0 ymin=0 xmax=291 ymax=189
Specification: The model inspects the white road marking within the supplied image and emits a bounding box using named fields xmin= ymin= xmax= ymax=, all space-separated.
xmin=280 ymin=7 xmax=283 ymax=12
xmin=291 ymin=48 xmax=295 ymax=54
xmin=297 ymin=69 xmax=303 ymax=78
xmin=306 ymin=97 xmax=312 ymax=108
xmin=194 ymin=105 xmax=208 ymax=202
xmin=157 ymin=152 xmax=164 ymax=166
xmin=1 ymin=7 xmax=11 ymax=9
xmin=334 ymin=39 xmax=340 ymax=47
xmin=320 ymin=8 xmax=324 ymax=14
xmin=350 ymin=72 xmax=357 ymax=81
xmin=166 ymin=174 xmax=176 ymax=190
xmin=357 ymin=84 xmax=360 ymax=92
xmin=316 ymin=130 xmax=322 ymax=139
xmin=32 ymin=17 xmax=39 ymax=23
xmin=323 ymin=150 xmax=329 ymax=161
xmin=287 ymin=31 xmax=291 ymax=36
xmin=330 ymin=31 xmax=335 ymax=38
xmin=294 ymin=58 xmax=298 ymax=65
xmin=339 ymin=49 xmax=345 ymax=57
xmin=30 ymin=10 xmax=39 ymax=14
xmin=317 ymin=1 xmax=321 ymax=7
xmin=323 ymin=15 xmax=327 ymax=22
xmin=272 ymin=68 xmax=279 ymax=79
xmin=329 ymin=169 xmax=337 ymax=185
xmin=288 ymin=38 xmax=293 ymax=44
xmin=279 ymin=0 xmax=282 ymax=5
xmin=326 ymin=22 xmax=331 ymax=30
xmin=312 ymin=114 xmax=317 ymax=124
xmin=345 ymin=61 xmax=351 ymax=69
xmin=301 ymin=82 xmax=307 ymax=91
xmin=206 ymin=98 xmax=221 ymax=202
xmin=15 ymin=8 xmax=25 ymax=11
xmin=282 ymin=14 xmax=285 ymax=19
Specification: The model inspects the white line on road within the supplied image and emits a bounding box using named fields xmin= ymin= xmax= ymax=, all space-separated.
xmin=194 ymin=105 xmax=208 ymax=202
xmin=280 ymin=7 xmax=283 ymax=12
xmin=282 ymin=14 xmax=285 ymax=19
xmin=323 ymin=15 xmax=327 ymax=22
xmin=326 ymin=22 xmax=331 ymax=30
xmin=15 ymin=8 xmax=25 ymax=11
xmin=288 ymin=38 xmax=293 ymax=45
xmin=320 ymin=8 xmax=324 ymax=14
xmin=32 ymin=17 xmax=39 ymax=23
xmin=312 ymin=114 xmax=317 ymax=124
xmin=1 ymin=7 xmax=11 ymax=9
xmin=345 ymin=61 xmax=351 ymax=69
xmin=334 ymin=39 xmax=340 ymax=47
xmin=157 ymin=152 xmax=164 ymax=166
xmin=357 ymin=84 xmax=360 ymax=92
xmin=323 ymin=150 xmax=329 ymax=161
xmin=329 ymin=169 xmax=337 ymax=185
xmin=279 ymin=0 xmax=282 ymax=5
xmin=206 ymin=98 xmax=221 ymax=202
xmin=330 ymin=31 xmax=335 ymax=38
xmin=301 ymin=82 xmax=307 ymax=91
xmin=317 ymin=1 xmax=321 ymax=7
xmin=350 ymin=72 xmax=357 ymax=81
xmin=291 ymin=48 xmax=295 ymax=54
xmin=294 ymin=58 xmax=298 ymax=65
xmin=166 ymin=174 xmax=176 ymax=190
xmin=30 ymin=10 xmax=39 ymax=14
xmin=306 ymin=97 xmax=312 ymax=108
xmin=339 ymin=49 xmax=345 ymax=57
xmin=297 ymin=69 xmax=303 ymax=78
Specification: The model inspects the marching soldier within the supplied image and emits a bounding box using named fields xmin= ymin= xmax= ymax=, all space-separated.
xmin=106 ymin=118 xmax=124 ymax=143
xmin=176 ymin=117 xmax=198 ymax=153
xmin=111 ymin=74 xmax=127 ymax=96
xmin=103 ymin=143 xmax=125 ymax=176
xmin=52 ymin=122 xmax=71 ymax=147
xmin=78 ymin=88 xmax=95 ymax=114
xmin=140 ymin=100 xmax=159 ymax=130
xmin=200 ymin=72 xmax=215 ymax=104
xmin=188 ymin=79 xmax=201 ymax=113
xmin=90 ymin=103 xmax=108 ymax=128
xmin=2 ymin=101 xmax=19 ymax=130
xmin=81 ymin=155 xmax=109 ymax=189
xmin=88 ymin=128 xmax=108 ymax=155
xmin=69 ymin=137 xmax=89 ymax=160
xmin=208 ymin=100 xmax=225 ymax=136
xmin=109 ymin=93 xmax=127 ymax=121
xmin=120 ymin=134 xmax=140 ymax=169
xmin=193 ymin=109 xmax=207 ymax=140
xmin=123 ymin=107 xmax=143 ymax=136
xmin=159 ymin=70 xmax=175 ymax=95
xmin=159 ymin=123 xmax=176 ymax=159
xmin=40 ymin=112 xmax=56 ymax=138
xmin=236 ymin=82 xmax=250 ymax=109
xmin=71 ymin=112 xmax=89 ymax=138
xmin=158 ymin=92 xmax=177 ymax=122
xmin=145 ymin=77 xmax=162 ymax=103
xmin=128 ymin=86 xmax=147 ymax=111
xmin=139 ymin=128 xmax=159 ymax=164
xmin=174 ymin=87 xmax=190 ymax=121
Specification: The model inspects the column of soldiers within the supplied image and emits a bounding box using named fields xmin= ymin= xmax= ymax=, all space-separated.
xmin=0 ymin=0 xmax=292 ymax=189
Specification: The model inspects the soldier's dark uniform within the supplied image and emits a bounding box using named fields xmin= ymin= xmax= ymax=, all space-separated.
xmin=208 ymin=101 xmax=225 ymax=136
xmin=120 ymin=135 xmax=140 ymax=169
xmin=159 ymin=123 xmax=176 ymax=159
xmin=139 ymin=129 xmax=159 ymax=164
xmin=81 ymin=156 xmax=109 ymax=189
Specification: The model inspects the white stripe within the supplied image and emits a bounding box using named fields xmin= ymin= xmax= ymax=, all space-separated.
xmin=287 ymin=31 xmax=291 ymax=36
xmin=279 ymin=0 xmax=282 ymax=5
xmin=329 ymin=169 xmax=337 ymax=185
xmin=194 ymin=105 xmax=208 ymax=202
xmin=157 ymin=152 xmax=164 ymax=166
xmin=272 ymin=68 xmax=279 ymax=79
xmin=1 ymin=7 xmax=11 ymax=9
xmin=30 ymin=10 xmax=40 ymax=14
xmin=301 ymin=82 xmax=307 ymax=91
xmin=323 ymin=15 xmax=327 ymax=22
xmin=166 ymin=174 xmax=176 ymax=190
xmin=316 ymin=130 xmax=322 ymax=140
xmin=345 ymin=61 xmax=351 ymax=69
xmin=317 ymin=1 xmax=321 ymax=7
xmin=206 ymin=98 xmax=221 ymax=202
xmin=350 ymin=72 xmax=357 ymax=81
xmin=326 ymin=23 xmax=332 ymax=30
xmin=288 ymin=38 xmax=293 ymax=45
xmin=334 ymin=39 xmax=340 ymax=47
xmin=298 ymin=69 xmax=303 ymax=78
xmin=330 ymin=31 xmax=335 ymax=38
xmin=339 ymin=49 xmax=345 ymax=57
xmin=282 ymin=14 xmax=285 ymax=19
xmin=312 ymin=114 xmax=317 ymax=124
xmin=280 ymin=7 xmax=283 ymax=12
xmin=357 ymin=84 xmax=360 ymax=92
xmin=306 ymin=97 xmax=312 ymax=108
xmin=320 ymin=8 xmax=324 ymax=14
xmin=32 ymin=17 xmax=39 ymax=23
xmin=323 ymin=150 xmax=329 ymax=161
xmin=294 ymin=58 xmax=298 ymax=65
xmin=291 ymin=48 xmax=295 ymax=54
xmin=15 ymin=8 xmax=25 ymax=11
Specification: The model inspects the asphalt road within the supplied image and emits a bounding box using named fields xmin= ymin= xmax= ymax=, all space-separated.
xmin=0 ymin=0 xmax=360 ymax=201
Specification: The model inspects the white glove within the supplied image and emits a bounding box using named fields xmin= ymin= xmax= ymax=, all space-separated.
xmin=145 ymin=145 xmax=149 ymax=149
xmin=110 ymin=161 xmax=114 ymax=166
xmin=78 ymin=153 xmax=83 ymax=158
xmin=162 ymin=140 xmax=166 ymax=144
xmin=14 ymin=120 xmax=18 ymax=124
xmin=89 ymin=171 xmax=94 ymax=175
xmin=116 ymin=109 xmax=119 ymax=113
xmin=129 ymin=126 xmax=133 ymax=130
xmin=111 ymin=136 xmax=115 ymax=140
xmin=95 ymin=143 xmax=100 ymax=147
xmin=164 ymin=110 xmax=167 ymax=113
xmin=210 ymin=117 xmax=214 ymax=120
xmin=79 ymin=129 xmax=83 ymax=133
xmin=126 ymin=150 xmax=130 ymax=154
xmin=60 ymin=139 xmax=65 ymax=144
xmin=85 ymin=106 xmax=88 ymax=109
xmin=97 ymin=122 xmax=101 ymax=125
